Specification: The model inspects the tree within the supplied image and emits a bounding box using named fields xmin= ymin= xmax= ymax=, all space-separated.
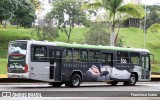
xmin=46 ymin=0 xmax=88 ymax=42
xmin=83 ymin=0 xmax=144 ymax=46
xmin=85 ymin=22 xmax=110 ymax=45
xmin=147 ymin=23 xmax=160 ymax=33
xmin=33 ymin=25 xmax=59 ymax=41
xmin=30 ymin=0 xmax=41 ymax=9
xmin=13 ymin=0 xmax=36 ymax=28
xmin=85 ymin=22 xmax=123 ymax=46
xmin=142 ymin=4 xmax=160 ymax=31
xmin=0 ymin=0 xmax=18 ymax=28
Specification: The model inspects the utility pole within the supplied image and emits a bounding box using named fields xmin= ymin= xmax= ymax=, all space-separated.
xmin=144 ymin=4 xmax=146 ymax=48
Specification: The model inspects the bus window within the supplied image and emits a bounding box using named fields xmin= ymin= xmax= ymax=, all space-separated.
xmin=31 ymin=46 xmax=47 ymax=61
xmin=73 ymin=49 xmax=80 ymax=62
xmin=63 ymin=49 xmax=72 ymax=62
xmin=102 ymin=53 xmax=113 ymax=66
xmin=95 ymin=51 xmax=100 ymax=62
xmin=102 ymin=54 xmax=107 ymax=65
xmin=130 ymin=52 xmax=140 ymax=65
xmin=80 ymin=50 xmax=88 ymax=62
xmin=142 ymin=57 xmax=145 ymax=68
xmin=107 ymin=54 xmax=113 ymax=66
xmin=88 ymin=51 xmax=100 ymax=62
xmin=117 ymin=51 xmax=129 ymax=63
xmin=146 ymin=56 xmax=150 ymax=70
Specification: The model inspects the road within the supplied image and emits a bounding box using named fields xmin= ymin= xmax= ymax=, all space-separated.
xmin=0 ymin=82 xmax=160 ymax=100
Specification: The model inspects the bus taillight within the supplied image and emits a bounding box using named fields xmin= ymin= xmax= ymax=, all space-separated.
xmin=24 ymin=64 xmax=28 ymax=73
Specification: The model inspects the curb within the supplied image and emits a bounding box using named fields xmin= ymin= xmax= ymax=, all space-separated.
xmin=0 ymin=74 xmax=7 ymax=78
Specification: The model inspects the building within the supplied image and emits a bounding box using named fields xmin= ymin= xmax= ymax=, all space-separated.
xmin=123 ymin=0 xmax=142 ymax=28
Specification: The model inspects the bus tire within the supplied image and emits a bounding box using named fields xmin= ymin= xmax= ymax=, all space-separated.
xmin=49 ymin=82 xmax=62 ymax=87
xmin=70 ymin=74 xmax=81 ymax=87
xmin=124 ymin=74 xmax=136 ymax=86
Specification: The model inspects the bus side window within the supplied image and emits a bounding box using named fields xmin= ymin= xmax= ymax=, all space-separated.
xmin=102 ymin=54 xmax=107 ymax=65
xmin=31 ymin=46 xmax=47 ymax=61
xmin=88 ymin=50 xmax=100 ymax=62
xmin=80 ymin=50 xmax=88 ymax=62
xmin=73 ymin=49 xmax=80 ymax=62
xmin=130 ymin=52 xmax=140 ymax=65
xmin=63 ymin=49 xmax=72 ymax=62
xmin=117 ymin=51 xmax=129 ymax=63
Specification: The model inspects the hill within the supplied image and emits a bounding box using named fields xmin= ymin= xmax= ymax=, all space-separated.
xmin=0 ymin=26 xmax=160 ymax=74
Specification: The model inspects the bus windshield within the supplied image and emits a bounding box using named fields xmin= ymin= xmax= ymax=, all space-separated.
xmin=8 ymin=41 xmax=27 ymax=73
xmin=9 ymin=42 xmax=27 ymax=55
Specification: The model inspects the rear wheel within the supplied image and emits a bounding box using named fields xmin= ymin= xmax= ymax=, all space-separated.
xmin=71 ymin=74 xmax=81 ymax=87
xmin=65 ymin=74 xmax=81 ymax=87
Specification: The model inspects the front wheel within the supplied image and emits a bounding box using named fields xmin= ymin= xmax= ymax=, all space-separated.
xmin=124 ymin=74 xmax=136 ymax=86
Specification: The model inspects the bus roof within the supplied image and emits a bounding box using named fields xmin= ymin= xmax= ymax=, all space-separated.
xmin=11 ymin=40 xmax=149 ymax=53
xmin=54 ymin=42 xmax=149 ymax=52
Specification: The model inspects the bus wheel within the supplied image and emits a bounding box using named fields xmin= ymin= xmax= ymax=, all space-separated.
xmin=124 ymin=74 xmax=136 ymax=86
xmin=49 ymin=82 xmax=62 ymax=87
xmin=70 ymin=74 xmax=81 ymax=87
xmin=129 ymin=74 xmax=136 ymax=85
xmin=109 ymin=81 xmax=118 ymax=86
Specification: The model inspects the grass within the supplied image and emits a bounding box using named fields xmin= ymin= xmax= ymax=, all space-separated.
xmin=1 ymin=26 xmax=160 ymax=74
xmin=120 ymin=27 xmax=160 ymax=73
xmin=0 ymin=26 xmax=38 ymax=49
xmin=56 ymin=27 xmax=88 ymax=43
xmin=0 ymin=58 xmax=7 ymax=74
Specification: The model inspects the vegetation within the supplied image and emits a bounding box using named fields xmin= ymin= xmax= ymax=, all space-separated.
xmin=33 ymin=24 xmax=59 ymax=41
xmin=0 ymin=0 xmax=160 ymax=74
xmin=0 ymin=0 xmax=36 ymax=28
xmin=13 ymin=0 xmax=36 ymax=28
xmin=83 ymin=0 xmax=144 ymax=46
xmin=1 ymin=27 xmax=160 ymax=74
xmin=46 ymin=0 xmax=89 ymax=42
xmin=85 ymin=22 xmax=110 ymax=45
xmin=0 ymin=58 xmax=7 ymax=74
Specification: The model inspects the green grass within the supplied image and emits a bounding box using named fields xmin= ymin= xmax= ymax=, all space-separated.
xmin=56 ymin=27 xmax=88 ymax=43
xmin=0 ymin=27 xmax=38 ymax=49
xmin=0 ymin=58 xmax=7 ymax=74
xmin=1 ymin=26 xmax=160 ymax=74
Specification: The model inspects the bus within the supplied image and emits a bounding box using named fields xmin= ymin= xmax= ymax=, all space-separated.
xmin=7 ymin=40 xmax=151 ymax=87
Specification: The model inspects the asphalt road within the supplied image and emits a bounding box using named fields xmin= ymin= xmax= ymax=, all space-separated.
xmin=0 ymin=82 xmax=160 ymax=100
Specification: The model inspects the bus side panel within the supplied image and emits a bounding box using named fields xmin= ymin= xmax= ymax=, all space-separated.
xmin=133 ymin=65 xmax=142 ymax=81
xmin=27 ymin=42 xmax=50 ymax=82
xmin=29 ymin=62 xmax=50 ymax=81
xmin=62 ymin=62 xmax=112 ymax=82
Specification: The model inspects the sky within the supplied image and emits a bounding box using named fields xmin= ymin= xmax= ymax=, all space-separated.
xmin=141 ymin=0 xmax=160 ymax=5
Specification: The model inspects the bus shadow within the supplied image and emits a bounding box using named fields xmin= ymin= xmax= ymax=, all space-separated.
xmin=11 ymin=84 xmax=143 ymax=89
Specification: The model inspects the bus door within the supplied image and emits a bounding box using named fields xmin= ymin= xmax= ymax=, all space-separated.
xmin=49 ymin=49 xmax=62 ymax=81
xmin=101 ymin=53 xmax=113 ymax=75
xmin=141 ymin=55 xmax=150 ymax=80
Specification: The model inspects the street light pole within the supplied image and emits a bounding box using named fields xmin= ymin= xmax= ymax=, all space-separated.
xmin=144 ymin=4 xmax=146 ymax=48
